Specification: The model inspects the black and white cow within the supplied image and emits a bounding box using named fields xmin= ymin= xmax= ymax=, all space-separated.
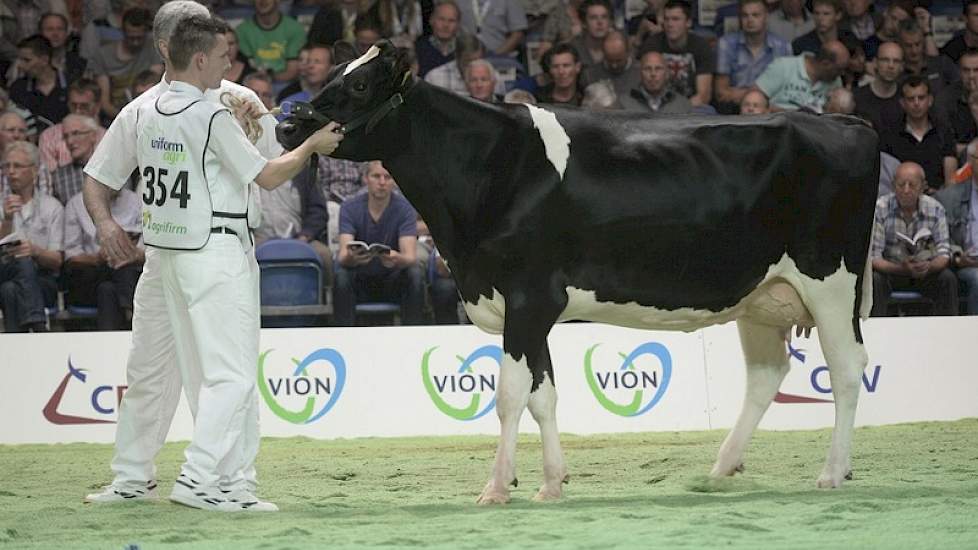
xmin=277 ymin=42 xmax=880 ymax=502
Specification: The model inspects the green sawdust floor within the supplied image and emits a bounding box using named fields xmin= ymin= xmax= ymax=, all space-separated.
xmin=1 ymin=420 xmax=977 ymax=549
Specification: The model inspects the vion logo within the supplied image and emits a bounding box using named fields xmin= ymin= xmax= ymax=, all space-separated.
xmin=258 ymin=348 xmax=346 ymax=424
xmin=584 ymin=342 xmax=672 ymax=417
xmin=774 ymin=343 xmax=882 ymax=404
xmin=422 ymin=345 xmax=502 ymax=421
xmin=43 ymin=358 xmax=126 ymax=425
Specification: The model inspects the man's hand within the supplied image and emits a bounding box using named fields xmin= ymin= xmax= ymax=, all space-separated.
xmin=307 ymin=122 xmax=344 ymax=156
xmin=379 ymin=249 xmax=401 ymax=269
xmin=97 ymin=219 xmax=139 ymax=268
xmin=914 ymin=7 xmax=932 ymax=33
xmin=908 ymin=259 xmax=930 ymax=279
xmin=13 ymin=239 xmax=33 ymax=258
xmin=3 ymin=194 xmax=23 ymax=217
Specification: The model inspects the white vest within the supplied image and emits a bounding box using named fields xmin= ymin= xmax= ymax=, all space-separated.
xmin=135 ymin=88 xmax=250 ymax=250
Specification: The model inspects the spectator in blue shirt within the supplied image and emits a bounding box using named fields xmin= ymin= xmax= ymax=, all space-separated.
xmin=714 ymin=0 xmax=791 ymax=113
xmin=333 ymin=161 xmax=424 ymax=326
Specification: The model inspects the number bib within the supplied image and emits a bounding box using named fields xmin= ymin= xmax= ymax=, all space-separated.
xmin=136 ymin=92 xmax=238 ymax=249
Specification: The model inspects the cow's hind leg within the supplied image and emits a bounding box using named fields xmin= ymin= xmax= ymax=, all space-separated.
xmin=711 ymin=318 xmax=790 ymax=478
xmin=811 ymin=312 xmax=867 ymax=488
xmin=477 ymin=352 xmax=532 ymax=504
xmin=526 ymin=344 xmax=568 ymax=501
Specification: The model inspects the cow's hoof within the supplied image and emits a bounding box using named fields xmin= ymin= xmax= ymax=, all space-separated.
xmin=532 ymin=487 xmax=563 ymax=502
xmin=817 ymin=463 xmax=851 ymax=488
xmin=734 ymin=463 xmax=745 ymax=474
xmin=709 ymin=462 xmax=744 ymax=477
xmin=476 ymin=490 xmax=511 ymax=505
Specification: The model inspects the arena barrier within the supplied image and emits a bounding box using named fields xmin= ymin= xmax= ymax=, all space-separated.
xmin=2 ymin=317 xmax=976 ymax=444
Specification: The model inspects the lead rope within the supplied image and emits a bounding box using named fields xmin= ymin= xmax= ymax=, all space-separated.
xmin=219 ymin=91 xmax=282 ymax=144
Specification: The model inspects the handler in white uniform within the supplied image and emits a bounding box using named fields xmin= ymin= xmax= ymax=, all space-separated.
xmin=83 ymin=7 xmax=341 ymax=512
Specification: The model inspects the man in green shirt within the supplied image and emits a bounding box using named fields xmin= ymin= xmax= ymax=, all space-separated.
xmin=235 ymin=0 xmax=305 ymax=83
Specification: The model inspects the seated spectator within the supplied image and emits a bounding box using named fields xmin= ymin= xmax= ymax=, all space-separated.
xmin=415 ymin=0 xmax=461 ymax=78
xmin=898 ymin=19 xmax=957 ymax=99
xmin=541 ymin=0 xmax=587 ymax=58
xmin=504 ymin=88 xmax=537 ymax=104
xmin=638 ymin=0 xmax=714 ymax=107
xmin=854 ymin=41 xmax=903 ymax=135
xmin=306 ymin=0 xmax=359 ymax=46
xmin=243 ymin=72 xmax=276 ymax=110
xmin=38 ymin=78 xmax=104 ymax=171
xmin=49 ymin=114 xmax=99 ymax=205
xmin=353 ymin=15 xmax=384 ymax=55
xmin=39 ymin=12 xmax=86 ymax=84
xmin=714 ymin=0 xmax=791 ymax=113
xmin=753 ymin=40 xmax=848 ymax=112
xmin=314 ymin=153 xmax=364 ymax=254
xmin=425 ymin=34 xmax=506 ymax=97
xmin=822 ymin=86 xmax=854 ymax=114
xmin=62 ymin=184 xmax=142 ymax=330
xmin=465 ymin=59 xmax=501 ymax=102
xmin=933 ymin=49 xmax=978 ymax=156
xmin=0 ymin=141 xmax=63 ymax=332
xmin=568 ymin=0 xmax=613 ymax=69
xmin=333 ymin=161 xmax=424 ymax=326
xmin=276 ymin=43 xmax=333 ymax=105
xmin=862 ymin=3 xmax=909 ymax=61
xmin=128 ymin=68 xmax=160 ymax=99
xmin=368 ymin=0 xmax=424 ymax=47
xmin=223 ymin=23 xmax=255 ymax=85
xmin=839 ymin=33 xmax=866 ymax=88
xmin=9 ymin=35 xmax=69 ymax=126
xmin=78 ymin=0 xmax=129 ymax=62
xmin=791 ymin=0 xmax=855 ymax=56
xmin=581 ymin=79 xmax=621 ymax=109
xmin=619 ymin=49 xmax=691 ymax=113
xmin=253 ymin=165 xmax=333 ymax=282
xmin=768 ymin=0 xmax=813 ymax=44
xmin=429 ymin=247 xmax=461 ymax=324
xmin=0 ymin=111 xmax=53 ymax=199
xmin=841 ymin=0 xmax=876 ymax=41
xmin=940 ymin=0 xmax=978 ymax=64
xmin=880 ymin=76 xmax=956 ymax=192
xmin=936 ymin=139 xmax=978 ymax=315
xmin=455 ymin=0 xmax=527 ymax=57
xmin=581 ymin=31 xmax=641 ymax=100
xmin=235 ymin=0 xmax=305 ymax=83
xmin=739 ymin=87 xmax=769 ymax=113
xmin=871 ymin=161 xmax=958 ymax=316
xmin=89 ymin=7 xmax=162 ymax=119
xmin=535 ymin=43 xmax=584 ymax=106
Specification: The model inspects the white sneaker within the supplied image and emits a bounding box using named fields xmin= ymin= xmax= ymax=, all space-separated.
xmin=222 ymin=488 xmax=279 ymax=512
xmin=169 ymin=475 xmax=239 ymax=512
xmin=84 ymin=481 xmax=159 ymax=504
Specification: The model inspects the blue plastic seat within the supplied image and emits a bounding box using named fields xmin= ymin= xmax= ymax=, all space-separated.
xmin=256 ymin=239 xmax=325 ymax=326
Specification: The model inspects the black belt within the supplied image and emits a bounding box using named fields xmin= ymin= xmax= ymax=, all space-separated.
xmin=211 ymin=227 xmax=238 ymax=236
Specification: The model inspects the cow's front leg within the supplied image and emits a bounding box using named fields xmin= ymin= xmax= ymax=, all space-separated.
xmin=526 ymin=344 xmax=567 ymax=501
xmin=477 ymin=353 xmax=532 ymax=504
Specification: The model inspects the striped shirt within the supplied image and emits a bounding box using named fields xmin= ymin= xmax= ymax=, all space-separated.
xmin=870 ymin=193 xmax=951 ymax=262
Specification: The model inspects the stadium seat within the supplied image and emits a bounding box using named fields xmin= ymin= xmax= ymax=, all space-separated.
xmin=255 ymin=239 xmax=328 ymax=327
xmin=354 ymin=302 xmax=401 ymax=326
xmin=887 ymin=290 xmax=935 ymax=317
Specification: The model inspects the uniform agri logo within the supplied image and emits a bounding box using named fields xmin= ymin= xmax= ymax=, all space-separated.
xmin=44 ymin=358 xmax=126 ymax=424
xmin=584 ymin=342 xmax=672 ymax=417
xmin=258 ymin=348 xmax=346 ymax=424
xmin=422 ymin=345 xmax=502 ymax=421
xmin=774 ymin=343 xmax=882 ymax=404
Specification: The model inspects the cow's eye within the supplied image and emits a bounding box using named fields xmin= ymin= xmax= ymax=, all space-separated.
xmin=354 ymin=81 xmax=367 ymax=92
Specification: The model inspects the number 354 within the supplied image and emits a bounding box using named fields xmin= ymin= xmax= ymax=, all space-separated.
xmin=142 ymin=166 xmax=191 ymax=208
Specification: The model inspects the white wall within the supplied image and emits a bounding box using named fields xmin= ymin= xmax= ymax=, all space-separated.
xmin=1 ymin=318 xmax=976 ymax=444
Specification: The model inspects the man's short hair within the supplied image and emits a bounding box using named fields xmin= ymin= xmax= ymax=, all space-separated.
xmin=3 ymin=141 xmax=39 ymax=166
xmin=432 ymin=0 xmax=461 ymax=19
xmin=167 ymin=14 xmax=225 ymax=71
xmin=897 ymin=18 xmax=924 ymax=36
xmin=17 ymin=35 xmax=53 ymax=59
xmin=354 ymin=15 xmax=383 ymax=35
xmin=154 ymin=1 xmax=210 ymax=57
xmin=68 ymin=77 xmax=102 ymax=101
xmin=454 ymin=33 xmax=485 ymax=65
xmin=815 ymin=42 xmax=841 ymax=64
xmin=464 ymin=58 xmax=496 ymax=80
xmin=663 ymin=0 xmax=693 ymax=19
xmin=38 ymin=12 xmax=68 ymax=32
xmin=122 ymin=7 xmax=154 ymax=30
xmin=133 ymin=69 xmax=162 ymax=89
xmin=243 ymin=71 xmax=273 ymax=89
xmin=62 ymin=113 xmax=100 ymax=132
xmin=961 ymin=47 xmax=978 ymax=65
xmin=964 ymin=0 xmax=978 ymax=15
xmin=900 ymin=74 xmax=931 ymax=96
xmin=811 ymin=0 xmax=841 ymax=13
xmin=739 ymin=0 xmax=767 ymax=12
xmin=582 ymin=80 xmax=620 ymax=109
xmin=543 ymin=42 xmax=580 ymax=71
xmin=577 ymin=0 xmax=613 ymax=21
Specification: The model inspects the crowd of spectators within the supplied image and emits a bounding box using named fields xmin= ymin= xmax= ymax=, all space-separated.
xmin=2 ymin=0 xmax=978 ymax=332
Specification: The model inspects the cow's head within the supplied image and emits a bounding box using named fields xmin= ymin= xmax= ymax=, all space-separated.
xmin=275 ymin=40 xmax=413 ymax=154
